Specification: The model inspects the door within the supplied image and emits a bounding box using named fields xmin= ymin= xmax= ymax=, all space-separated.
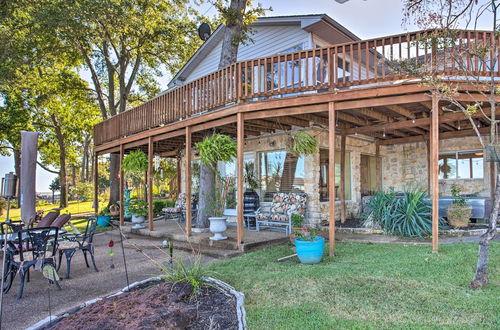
xmin=360 ymin=154 xmax=380 ymax=197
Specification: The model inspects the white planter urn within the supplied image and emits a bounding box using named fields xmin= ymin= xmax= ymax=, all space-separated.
xmin=208 ymin=217 xmax=228 ymax=240
xmin=131 ymin=214 xmax=146 ymax=229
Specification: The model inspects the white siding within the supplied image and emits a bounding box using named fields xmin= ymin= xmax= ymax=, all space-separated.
xmin=185 ymin=24 xmax=311 ymax=83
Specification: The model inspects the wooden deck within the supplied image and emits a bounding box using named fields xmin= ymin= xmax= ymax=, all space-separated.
xmin=94 ymin=29 xmax=499 ymax=151
xmin=93 ymin=28 xmax=500 ymax=255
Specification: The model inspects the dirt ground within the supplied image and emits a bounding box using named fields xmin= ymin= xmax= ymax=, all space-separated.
xmin=1 ymin=230 xmax=216 ymax=330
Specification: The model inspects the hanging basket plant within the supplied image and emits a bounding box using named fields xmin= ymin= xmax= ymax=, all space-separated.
xmin=288 ymin=131 xmax=318 ymax=156
xmin=195 ymin=134 xmax=237 ymax=171
xmin=122 ymin=150 xmax=148 ymax=173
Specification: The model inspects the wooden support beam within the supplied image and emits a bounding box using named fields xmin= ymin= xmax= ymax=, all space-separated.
xmin=158 ymin=150 xmax=178 ymax=157
xmin=357 ymin=107 xmax=389 ymax=122
xmin=430 ymin=94 xmax=439 ymax=253
xmin=147 ymin=137 xmax=154 ymax=231
xmin=93 ymin=154 xmax=98 ymax=215
xmin=119 ymin=145 xmax=124 ymax=225
xmin=247 ymin=119 xmax=291 ymax=131
xmin=337 ymin=112 xmax=368 ymax=126
xmin=340 ymin=134 xmax=346 ymax=223
xmin=375 ymin=144 xmax=382 ymax=190
xmin=378 ymin=126 xmax=490 ymax=145
xmin=328 ymin=102 xmax=336 ymax=256
xmin=185 ymin=127 xmax=192 ymax=237
xmin=345 ymin=108 xmax=490 ymax=135
xmin=385 ymin=105 xmax=416 ymax=119
xmin=237 ymin=112 xmax=244 ymax=249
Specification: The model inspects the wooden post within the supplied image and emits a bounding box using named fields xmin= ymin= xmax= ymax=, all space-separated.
xmin=93 ymin=154 xmax=99 ymax=215
xmin=119 ymin=145 xmax=124 ymax=225
xmin=340 ymin=134 xmax=346 ymax=223
xmin=426 ymin=139 xmax=431 ymax=194
xmin=147 ymin=137 xmax=154 ymax=231
xmin=430 ymin=93 xmax=439 ymax=253
xmin=185 ymin=127 xmax=192 ymax=237
xmin=176 ymin=154 xmax=181 ymax=197
xmin=375 ymin=143 xmax=382 ymax=190
xmin=328 ymin=102 xmax=336 ymax=256
xmin=237 ymin=112 xmax=245 ymax=249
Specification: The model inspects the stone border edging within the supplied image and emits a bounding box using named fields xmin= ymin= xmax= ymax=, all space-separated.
xmin=334 ymin=227 xmax=498 ymax=237
xmin=27 ymin=276 xmax=246 ymax=330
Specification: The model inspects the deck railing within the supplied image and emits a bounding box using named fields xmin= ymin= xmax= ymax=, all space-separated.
xmin=94 ymin=29 xmax=499 ymax=146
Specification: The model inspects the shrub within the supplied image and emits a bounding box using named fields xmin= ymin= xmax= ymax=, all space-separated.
xmin=362 ymin=188 xmax=447 ymax=237
xmin=129 ymin=199 xmax=148 ymax=217
xmin=153 ymin=199 xmax=167 ymax=215
xmin=160 ymin=255 xmax=212 ymax=297
xmin=70 ymin=182 xmax=93 ymax=201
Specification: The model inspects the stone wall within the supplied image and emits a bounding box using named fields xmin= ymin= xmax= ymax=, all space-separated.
xmin=381 ymin=136 xmax=490 ymax=197
xmin=178 ymin=130 xmax=491 ymax=225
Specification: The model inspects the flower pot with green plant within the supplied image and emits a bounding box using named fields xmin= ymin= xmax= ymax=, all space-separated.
xmin=293 ymin=225 xmax=324 ymax=264
xmin=447 ymin=184 xmax=472 ymax=228
xmin=195 ymin=134 xmax=237 ymax=239
xmin=129 ymin=199 xmax=148 ymax=229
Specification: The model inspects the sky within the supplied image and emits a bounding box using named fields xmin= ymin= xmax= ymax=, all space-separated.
xmin=1 ymin=0 xmax=495 ymax=192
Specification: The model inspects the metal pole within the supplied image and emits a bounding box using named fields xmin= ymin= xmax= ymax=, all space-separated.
xmin=0 ymin=197 xmax=13 ymax=329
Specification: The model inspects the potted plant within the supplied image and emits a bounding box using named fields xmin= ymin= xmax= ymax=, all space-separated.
xmin=97 ymin=207 xmax=111 ymax=227
xmin=289 ymin=213 xmax=305 ymax=244
xmin=129 ymin=199 xmax=148 ymax=229
xmin=293 ymin=225 xmax=324 ymax=264
xmin=207 ymin=176 xmax=235 ymax=240
xmin=447 ymin=184 xmax=472 ymax=228
xmin=195 ymin=134 xmax=237 ymax=239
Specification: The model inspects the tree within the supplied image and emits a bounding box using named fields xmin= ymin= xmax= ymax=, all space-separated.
xmin=21 ymin=0 xmax=206 ymax=207
xmin=403 ymin=0 xmax=499 ymax=289
xmin=49 ymin=177 xmax=60 ymax=204
xmin=196 ymin=0 xmax=269 ymax=228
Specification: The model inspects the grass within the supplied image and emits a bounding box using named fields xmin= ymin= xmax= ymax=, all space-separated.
xmin=2 ymin=201 xmax=112 ymax=233
xmin=4 ymin=200 xmax=95 ymax=221
xmin=207 ymin=242 xmax=499 ymax=329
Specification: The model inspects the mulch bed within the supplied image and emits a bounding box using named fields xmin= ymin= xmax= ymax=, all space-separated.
xmin=48 ymin=280 xmax=238 ymax=330
xmin=335 ymin=218 xmax=363 ymax=228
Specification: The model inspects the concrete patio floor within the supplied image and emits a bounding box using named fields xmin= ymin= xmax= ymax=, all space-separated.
xmin=1 ymin=230 xmax=216 ymax=330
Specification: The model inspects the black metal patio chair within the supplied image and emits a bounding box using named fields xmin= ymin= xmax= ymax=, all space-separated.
xmin=57 ymin=217 xmax=99 ymax=279
xmin=11 ymin=227 xmax=61 ymax=299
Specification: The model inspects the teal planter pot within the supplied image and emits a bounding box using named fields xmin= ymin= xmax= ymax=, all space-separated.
xmin=97 ymin=215 xmax=111 ymax=227
xmin=295 ymin=237 xmax=325 ymax=264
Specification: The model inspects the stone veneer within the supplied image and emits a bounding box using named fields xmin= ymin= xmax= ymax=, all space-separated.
xmin=179 ymin=129 xmax=491 ymax=225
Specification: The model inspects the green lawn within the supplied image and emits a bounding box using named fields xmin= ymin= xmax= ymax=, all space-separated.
xmin=5 ymin=200 xmax=94 ymax=221
xmin=3 ymin=201 xmax=113 ymax=233
xmin=207 ymin=242 xmax=499 ymax=329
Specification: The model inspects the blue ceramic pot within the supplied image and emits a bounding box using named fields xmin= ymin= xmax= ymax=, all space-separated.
xmin=97 ymin=215 xmax=111 ymax=227
xmin=295 ymin=237 xmax=325 ymax=264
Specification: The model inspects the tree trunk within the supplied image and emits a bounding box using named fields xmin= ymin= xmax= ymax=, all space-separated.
xmin=470 ymin=171 xmax=499 ymax=289
xmin=13 ymin=148 xmax=21 ymax=205
xmin=52 ymin=190 xmax=55 ymax=204
xmin=196 ymin=164 xmax=215 ymax=228
xmin=81 ymin=138 xmax=90 ymax=182
xmin=196 ymin=0 xmax=247 ymax=228
xmin=218 ymin=0 xmax=247 ymax=69
xmin=109 ymin=153 xmax=120 ymax=206
xmin=59 ymin=149 xmax=68 ymax=208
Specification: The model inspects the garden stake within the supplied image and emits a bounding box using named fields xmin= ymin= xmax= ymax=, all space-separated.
xmin=118 ymin=225 xmax=130 ymax=290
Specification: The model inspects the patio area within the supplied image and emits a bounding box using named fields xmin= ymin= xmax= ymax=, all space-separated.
xmin=121 ymin=220 xmax=290 ymax=256
xmin=1 ymin=230 xmax=216 ymax=330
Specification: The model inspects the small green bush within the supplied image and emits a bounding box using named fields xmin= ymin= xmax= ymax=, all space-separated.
xmin=362 ymin=188 xmax=447 ymax=237
xmin=153 ymin=199 xmax=167 ymax=215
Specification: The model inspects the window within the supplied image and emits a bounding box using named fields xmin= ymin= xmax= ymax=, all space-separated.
xmin=319 ymin=149 xmax=351 ymax=201
xmin=438 ymin=151 xmax=484 ymax=179
xmin=258 ymin=150 xmax=304 ymax=202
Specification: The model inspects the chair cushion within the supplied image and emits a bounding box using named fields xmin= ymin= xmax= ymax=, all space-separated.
xmin=52 ymin=214 xmax=71 ymax=228
xmin=58 ymin=241 xmax=81 ymax=250
xmin=14 ymin=252 xmax=54 ymax=263
xmin=163 ymin=207 xmax=180 ymax=213
xmin=37 ymin=211 xmax=60 ymax=228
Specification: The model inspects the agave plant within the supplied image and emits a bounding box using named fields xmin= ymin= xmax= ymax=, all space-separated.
xmin=362 ymin=188 xmax=447 ymax=237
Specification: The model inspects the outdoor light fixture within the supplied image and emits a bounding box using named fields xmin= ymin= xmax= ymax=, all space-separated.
xmin=457 ymin=121 xmax=461 ymax=130
xmin=412 ymin=119 xmax=415 ymax=123
xmin=382 ymin=128 xmax=386 ymax=137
